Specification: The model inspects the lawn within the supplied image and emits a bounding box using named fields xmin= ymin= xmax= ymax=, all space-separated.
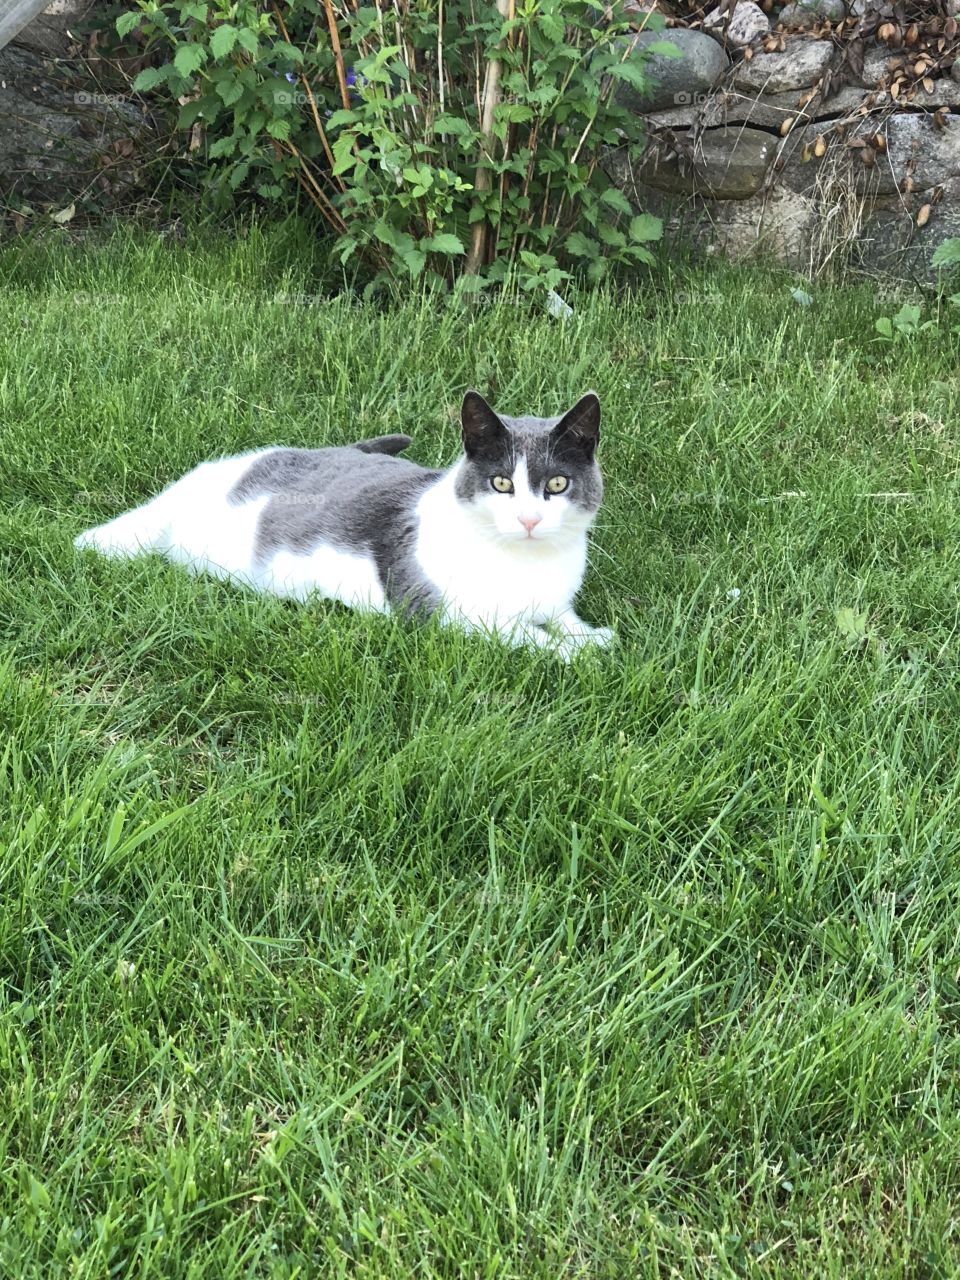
xmin=2 ymin=225 xmax=960 ymax=1278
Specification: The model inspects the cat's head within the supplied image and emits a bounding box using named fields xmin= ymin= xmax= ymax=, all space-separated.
xmin=455 ymin=390 xmax=603 ymax=544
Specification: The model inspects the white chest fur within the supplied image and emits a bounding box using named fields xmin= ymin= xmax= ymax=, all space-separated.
xmin=414 ymin=470 xmax=588 ymax=627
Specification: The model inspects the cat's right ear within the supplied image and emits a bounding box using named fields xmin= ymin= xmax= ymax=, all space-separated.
xmin=461 ymin=390 xmax=506 ymax=458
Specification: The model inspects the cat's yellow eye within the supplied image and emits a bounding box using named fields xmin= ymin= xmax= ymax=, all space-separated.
xmin=546 ymin=475 xmax=569 ymax=494
xmin=491 ymin=475 xmax=514 ymax=493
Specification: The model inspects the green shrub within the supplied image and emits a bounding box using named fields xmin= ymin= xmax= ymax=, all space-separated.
xmin=118 ymin=0 xmax=664 ymax=293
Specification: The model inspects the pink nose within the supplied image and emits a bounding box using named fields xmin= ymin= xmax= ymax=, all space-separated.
xmin=519 ymin=514 xmax=542 ymax=533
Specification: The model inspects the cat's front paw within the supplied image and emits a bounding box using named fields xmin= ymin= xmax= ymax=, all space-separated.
xmin=551 ymin=628 xmax=615 ymax=663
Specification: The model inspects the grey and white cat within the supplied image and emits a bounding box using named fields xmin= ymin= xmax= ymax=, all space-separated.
xmin=75 ymin=390 xmax=612 ymax=658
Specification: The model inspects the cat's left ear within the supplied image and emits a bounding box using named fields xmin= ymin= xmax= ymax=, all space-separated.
xmin=552 ymin=392 xmax=601 ymax=459
xmin=461 ymin=390 xmax=507 ymax=458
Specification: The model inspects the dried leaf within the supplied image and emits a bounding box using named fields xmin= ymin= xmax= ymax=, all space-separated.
xmin=50 ymin=203 xmax=75 ymax=224
xmin=890 ymin=78 xmax=901 ymax=99
xmin=846 ymin=38 xmax=865 ymax=79
xmin=802 ymin=141 xmax=813 ymax=162
xmin=780 ymin=117 xmax=794 ymax=136
xmin=918 ymin=203 xmax=931 ymax=227
xmin=814 ymin=134 xmax=827 ymax=158
xmin=861 ymin=145 xmax=876 ymax=167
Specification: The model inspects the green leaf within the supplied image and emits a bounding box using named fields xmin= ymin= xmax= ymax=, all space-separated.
xmin=177 ymin=98 xmax=208 ymax=127
xmin=215 ymin=76 xmax=244 ymax=107
xmin=236 ymin=27 xmax=259 ymax=55
xmin=115 ymin=11 xmax=142 ymax=38
xmin=433 ymin=114 xmax=473 ymax=137
xmin=565 ymin=231 xmax=598 ymax=258
xmin=332 ymin=133 xmax=357 ymax=176
xmin=267 ymin=118 xmax=291 ymax=141
xmin=600 ymin=187 xmax=634 ymax=216
xmin=647 ymin=39 xmax=685 ymax=60
xmin=932 ymin=237 xmax=960 ymax=268
xmin=26 ymin=1173 xmax=51 ymax=1213
xmin=597 ymin=223 xmax=626 ymax=248
xmin=401 ymin=248 xmax=427 ymax=277
xmin=835 ymin=607 xmax=869 ymax=642
xmin=209 ymin=135 xmax=238 ymax=158
xmin=326 ymin=109 xmax=359 ymax=129
xmin=210 ymin=23 xmax=239 ymax=59
xmin=373 ymin=220 xmax=414 ymax=255
xmin=421 ymin=233 xmax=465 ymax=255
xmin=132 ymin=65 xmax=169 ymax=92
xmin=875 ymin=316 xmax=893 ymax=338
xmin=174 ymin=43 xmax=207 ymax=78
xmin=894 ymin=303 xmax=922 ymax=328
xmin=629 ymin=213 xmax=663 ymax=243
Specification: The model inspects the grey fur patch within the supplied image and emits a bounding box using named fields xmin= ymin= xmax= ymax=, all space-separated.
xmin=228 ymin=444 xmax=443 ymax=616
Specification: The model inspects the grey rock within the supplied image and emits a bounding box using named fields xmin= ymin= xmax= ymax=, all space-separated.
xmin=0 ymin=43 xmax=155 ymax=205
xmin=10 ymin=0 xmax=97 ymax=57
xmin=779 ymin=0 xmax=846 ymax=29
xmin=884 ymin=113 xmax=960 ymax=192
xmin=640 ymin=125 xmax=777 ymax=198
xmin=705 ymin=187 xmax=818 ymax=265
xmin=855 ymin=178 xmax=960 ymax=276
xmin=615 ymin=28 xmax=730 ymax=113
xmin=781 ymin=113 xmax=960 ymax=199
xmin=703 ymin=2 xmax=769 ymax=48
xmin=861 ymin=45 xmax=894 ymax=87
xmin=734 ymin=35 xmax=833 ymax=93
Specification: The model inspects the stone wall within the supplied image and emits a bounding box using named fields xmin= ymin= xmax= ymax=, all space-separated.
xmin=0 ymin=0 xmax=157 ymax=216
xmin=607 ymin=1 xmax=960 ymax=277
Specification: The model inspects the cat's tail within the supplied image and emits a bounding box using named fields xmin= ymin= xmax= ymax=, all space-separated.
xmin=352 ymin=434 xmax=412 ymax=456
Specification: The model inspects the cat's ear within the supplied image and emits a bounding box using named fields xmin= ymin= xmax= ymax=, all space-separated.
xmin=461 ymin=390 xmax=507 ymax=458
xmin=552 ymin=392 xmax=601 ymax=459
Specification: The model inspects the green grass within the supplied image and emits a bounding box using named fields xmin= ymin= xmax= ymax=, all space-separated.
xmin=2 ymin=224 xmax=960 ymax=1277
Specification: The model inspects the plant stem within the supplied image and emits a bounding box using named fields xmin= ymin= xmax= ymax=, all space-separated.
xmin=464 ymin=0 xmax=511 ymax=275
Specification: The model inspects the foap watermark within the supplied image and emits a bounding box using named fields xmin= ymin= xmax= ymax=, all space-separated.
xmin=70 ymin=291 xmax=126 ymax=308
xmin=270 ymin=291 xmax=328 ymax=306
xmin=74 ymin=92 xmax=128 ymax=107
xmin=75 ymin=488 xmax=127 ymax=509
xmin=673 ymin=91 xmax=710 ymax=107
xmin=674 ymin=289 xmax=724 ymax=307
xmin=271 ymin=90 xmax=314 ymax=107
